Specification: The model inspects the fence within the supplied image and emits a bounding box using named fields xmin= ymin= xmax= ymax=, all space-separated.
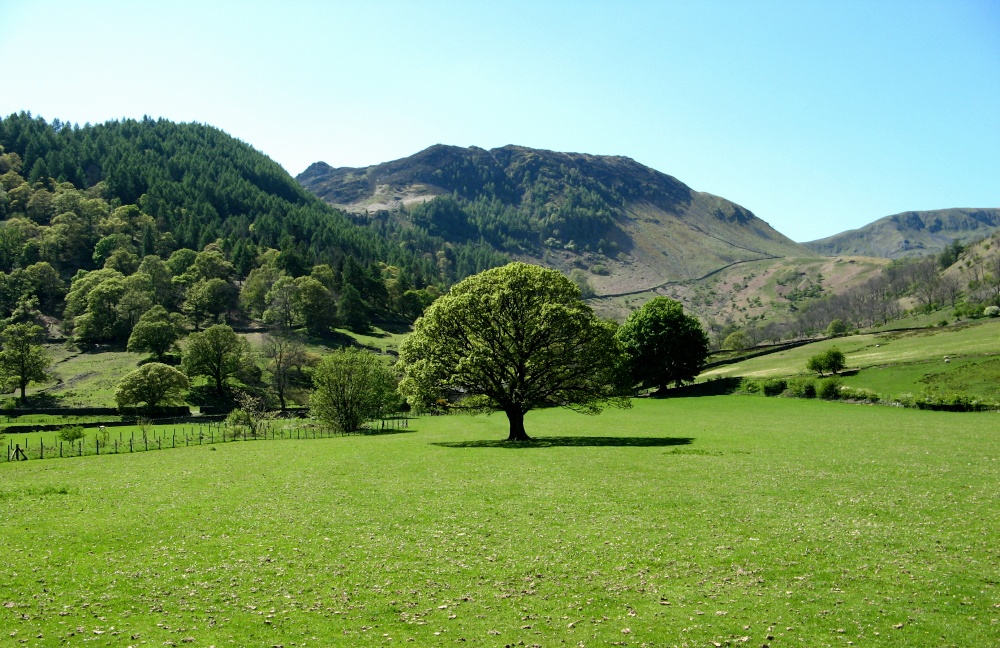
xmin=4 ymin=416 xmax=412 ymax=463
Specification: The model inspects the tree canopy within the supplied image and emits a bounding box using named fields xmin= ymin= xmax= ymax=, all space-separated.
xmin=310 ymin=348 xmax=398 ymax=434
xmin=181 ymin=324 xmax=252 ymax=394
xmin=398 ymin=262 xmax=627 ymax=441
xmin=115 ymin=362 xmax=189 ymax=411
xmin=0 ymin=322 xmax=51 ymax=402
xmin=615 ymin=297 xmax=709 ymax=393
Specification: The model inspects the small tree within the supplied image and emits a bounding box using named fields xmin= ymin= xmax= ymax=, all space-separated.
xmin=226 ymin=390 xmax=277 ymax=438
xmin=261 ymin=333 xmax=308 ymax=409
xmin=0 ymin=322 xmax=51 ymax=402
xmin=115 ymin=362 xmax=190 ymax=411
xmin=807 ymin=347 xmax=846 ymax=376
xmin=615 ymin=297 xmax=709 ymax=393
xmin=826 ymin=319 xmax=849 ymax=337
xmin=310 ymin=348 xmax=398 ymax=434
xmin=181 ymin=324 xmax=253 ymax=394
xmin=127 ymin=305 xmax=185 ymax=360
xmin=722 ymin=330 xmax=749 ymax=351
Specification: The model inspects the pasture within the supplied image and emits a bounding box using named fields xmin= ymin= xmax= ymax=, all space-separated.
xmin=702 ymin=318 xmax=1000 ymax=401
xmin=1 ymin=397 xmax=996 ymax=646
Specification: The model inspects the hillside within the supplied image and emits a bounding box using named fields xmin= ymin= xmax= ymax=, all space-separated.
xmin=803 ymin=208 xmax=1000 ymax=259
xmin=298 ymin=145 xmax=814 ymax=293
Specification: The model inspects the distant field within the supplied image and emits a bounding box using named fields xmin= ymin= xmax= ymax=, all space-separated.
xmin=1 ymin=398 xmax=996 ymax=646
xmin=701 ymin=318 xmax=1000 ymax=400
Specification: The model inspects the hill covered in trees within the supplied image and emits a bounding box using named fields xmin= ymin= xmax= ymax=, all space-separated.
xmin=298 ymin=144 xmax=812 ymax=293
xmin=804 ymin=208 xmax=1000 ymax=259
xmin=0 ymin=113 xmax=511 ymax=337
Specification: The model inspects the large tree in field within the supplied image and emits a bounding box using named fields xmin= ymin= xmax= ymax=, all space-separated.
xmin=615 ymin=297 xmax=709 ymax=394
xmin=0 ymin=322 xmax=51 ymax=402
xmin=181 ymin=324 xmax=252 ymax=394
xmin=398 ymin=262 xmax=627 ymax=441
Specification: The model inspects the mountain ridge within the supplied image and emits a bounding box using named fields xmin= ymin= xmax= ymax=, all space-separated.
xmin=297 ymin=144 xmax=813 ymax=294
xmin=804 ymin=208 xmax=1000 ymax=258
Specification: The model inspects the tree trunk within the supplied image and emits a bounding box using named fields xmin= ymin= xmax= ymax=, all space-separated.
xmin=505 ymin=409 xmax=531 ymax=442
xmin=19 ymin=382 xmax=27 ymax=403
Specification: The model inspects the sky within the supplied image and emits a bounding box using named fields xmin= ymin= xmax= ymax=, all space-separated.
xmin=1 ymin=0 xmax=998 ymax=242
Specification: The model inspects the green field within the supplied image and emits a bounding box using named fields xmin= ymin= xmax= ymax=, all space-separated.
xmin=702 ymin=318 xmax=1000 ymax=401
xmin=1 ymin=398 xmax=996 ymax=646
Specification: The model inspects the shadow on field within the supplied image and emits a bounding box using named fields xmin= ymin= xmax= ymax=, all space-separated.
xmin=432 ymin=436 xmax=694 ymax=449
xmin=657 ymin=377 xmax=742 ymax=397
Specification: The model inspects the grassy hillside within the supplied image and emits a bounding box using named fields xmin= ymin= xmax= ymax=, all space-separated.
xmin=701 ymin=317 xmax=1000 ymax=401
xmin=804 ymin=208 xmax=1000 ymax=258
xmin=2 ymin=398 xmax=996 ymax=645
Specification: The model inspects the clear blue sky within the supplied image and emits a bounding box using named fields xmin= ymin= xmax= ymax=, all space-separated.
xmin=1 ymin=0 xmax=997 ymax=242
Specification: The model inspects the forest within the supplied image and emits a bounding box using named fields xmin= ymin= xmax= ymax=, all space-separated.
xmin=0 ymin=113 xmax=510 ymax=337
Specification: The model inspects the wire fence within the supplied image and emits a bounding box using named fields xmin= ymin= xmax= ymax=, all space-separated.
xmin=3 ymin=416 xmax=412 ymax=463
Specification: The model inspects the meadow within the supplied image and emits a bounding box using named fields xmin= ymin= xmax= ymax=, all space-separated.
xmin=701 ymin=318 xmax=1000 ymax=402
xmin=1 ymin=397 xmax=996 ymax=646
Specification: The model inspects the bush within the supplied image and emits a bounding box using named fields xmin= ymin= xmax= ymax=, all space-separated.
xmin=985 ymin=306 xmax=1000 ymax=318
xmin=817 ymin=377 xmax=842 ymax=400
xmin=839 ymin=386 xmax=881 ymax=403
xmin=761 ymin=378 xmax=787 ymax=397
xmin=787 ymin=377 xmax=817 ymax=398
xmin=58 ymin=425 xmax=85 ymax=443
xmin=738 ymin=377 xmax=763 ymax=395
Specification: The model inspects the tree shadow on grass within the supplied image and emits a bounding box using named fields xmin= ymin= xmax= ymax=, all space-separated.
xmin=432 ymin=436 xmax=694 ymax=449
xmin=658 ymin=377 xmax=742 ymax=397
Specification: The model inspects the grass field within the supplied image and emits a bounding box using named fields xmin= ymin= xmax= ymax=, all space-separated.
xmin=701 ymin=318 xmax=1000 ymax=401
xmin=1 ymin=398 xmax=996 ymax=646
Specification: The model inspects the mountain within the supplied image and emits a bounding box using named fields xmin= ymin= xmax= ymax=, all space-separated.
xmin=297 ymin=145 xmax=812 ymax=293
xmin=803 ymin=208 xmax=1000 ymax=259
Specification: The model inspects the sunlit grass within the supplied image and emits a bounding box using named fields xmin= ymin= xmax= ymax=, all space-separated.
xmin=1 ymin=398 xmax=996 ymax=646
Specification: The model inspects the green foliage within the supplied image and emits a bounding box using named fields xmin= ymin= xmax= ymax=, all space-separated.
xmin=310 ymin=348 xmax=397 ymax=434
xmin=181 ymin=324 xmax=252 ymax=394
xmin=567 ymin=268 xmax=595 ymax=298
xmin=786 ymin=377 xmax=817 ymax=398
xmin=0 ymin=322 xmax=51 ymax=401
xmin=985 ymin=305 xmax=999 ymax=318
xmin=826 ymin=318 xmax=849 ymax=337
xmin=126 ymin=306 xmax=184 ymax=360
xmin=807 ymin=347 xmax=846 ymax=375
xmin=817 ymin=377 xmax=843 ymax=400
xmin=114 ymin=362 xmax=189 ymax=411
xmin=398 ymin=262 xmax=627 ymax=441
xmin=615 ymin=297 xmax=709 ymax=392
xmin=57 ymin=424 xmax=85 ymax=443
xmin=722 ymin=330 xmax=749 ymax=351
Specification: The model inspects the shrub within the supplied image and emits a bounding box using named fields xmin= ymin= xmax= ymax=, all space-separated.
xmin=787 ymin=377 xmax=817 ymax=398
xmin=589 ymin=264 xmax=610 ymax=276
xmin=58 ymin=425 xmax=85 ymax=443
xmin=985 ymin=306 xmax=1000 ymax=318
xmin=738 ymin=377 xmax=763 ymax=395
xmin=839 ymin=386 xmax=881 ymax=403
xmin=817 ymin=377 xmax=842 ymax=400
xmin=761 ymin=378 xmax=787 ymax=397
